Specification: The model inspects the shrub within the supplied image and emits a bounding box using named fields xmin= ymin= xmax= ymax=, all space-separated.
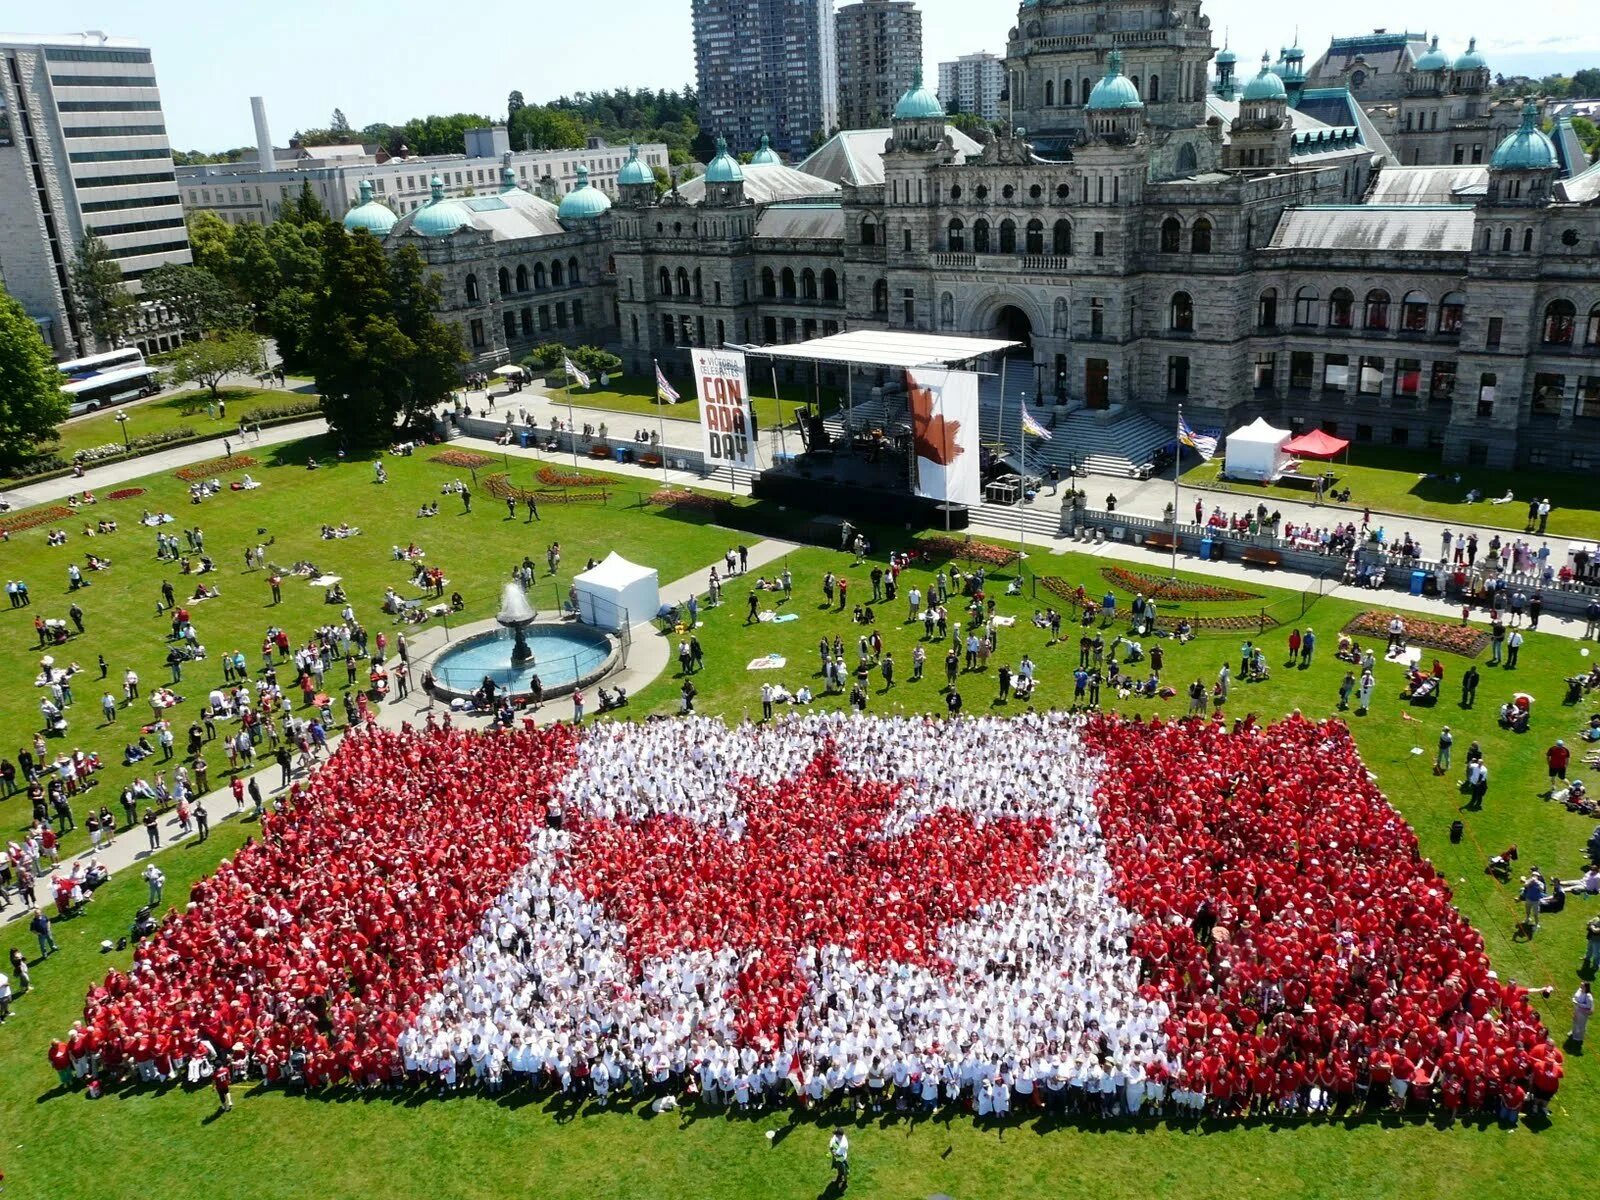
xmin=429 ymin=449 xmax=496 ymax=469
xmin=173 ymin=454 xmax=259 ymax=482
xmin=240 ymin=397 xmax=320 ymax=423
xmin=520 ymin=343 xmax=622 ymax=377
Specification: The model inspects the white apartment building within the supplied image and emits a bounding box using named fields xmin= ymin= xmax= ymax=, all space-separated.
xmin=939 ymin=51 xmax=1006 ymax=122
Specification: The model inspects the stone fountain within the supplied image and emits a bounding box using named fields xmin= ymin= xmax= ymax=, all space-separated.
xmin=497 ymin=581 xmax=537 ymax=666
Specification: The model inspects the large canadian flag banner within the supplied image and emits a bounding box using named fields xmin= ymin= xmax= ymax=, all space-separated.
xmin=72 ymin=713 xmax=1560 ymax=1111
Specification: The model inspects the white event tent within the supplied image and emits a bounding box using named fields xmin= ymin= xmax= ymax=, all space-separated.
xmin=1223 ymin=417 xmax=1292 ymax=482
xmin=572 ymin=552 xmax=659 ymax=631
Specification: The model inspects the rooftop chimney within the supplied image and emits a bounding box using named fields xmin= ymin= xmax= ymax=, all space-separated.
xmin=250 ymin=96 xmax=274 ymax=173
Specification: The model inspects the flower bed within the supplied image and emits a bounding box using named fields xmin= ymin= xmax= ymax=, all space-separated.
xmin=430 ymin=449 xmax=496 ymax=469
xmin=173 ymin=454 xmax=259 ymax=482
xmin=1041 ymin=577 xmax=1278 ymax=631
xmin=919 ymin=535 xmax=1021 ymax=567
xmin=536 ymin=465 xmax=611 ymax=488
xmin=1343 ymin=610 xmax=1490 ymax=658
xmin=1099 ymin=565 xmax=1262 ymax=603
xmin=0 ymin=505 xmax=73 ymax=535
xmin=648 ymin=487 xmax=730 ymax=513
xmin=482 ymin=472 xmax=608 ymax=505
xmin=106 ymin=487 xmax=147 ymax=501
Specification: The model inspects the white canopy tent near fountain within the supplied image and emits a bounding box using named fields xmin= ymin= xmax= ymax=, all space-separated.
xmin=573 ymin=553 xmax=659 ymax=632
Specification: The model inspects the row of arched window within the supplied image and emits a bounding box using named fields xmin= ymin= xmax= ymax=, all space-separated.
xmin=1159 ymin=216 xmax=1213 ymax=254
xmin=1042 ymin=74 xmax=1161 ymax=108
xmin=1485 ymin=226 xmax=1540 ymax=253
xmin=758 ymin=266 xmax=841 ymax=302
xmin=1540 ymin=300 xmax=1600 ymax=347
xmin=1271 ymin=287 xmax=1467 ymax=335
xmin=465 ymin=258 xmax=582 ymax=303
xmin=947 ymin=217 xmax=1073 ymax=256
xmin=659 ymin=266 xmax=705 ymax=299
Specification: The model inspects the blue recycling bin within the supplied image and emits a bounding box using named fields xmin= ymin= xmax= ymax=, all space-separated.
xmin=614 ymin=446 xmax=628 ymax=463
xmin=1199 ymin=538 xmax=1213 ymax=561
xmin=1410 ymin=569 xmax=1427 ymax=596
xmin=518 ymin=430 xmax=529 ymax=448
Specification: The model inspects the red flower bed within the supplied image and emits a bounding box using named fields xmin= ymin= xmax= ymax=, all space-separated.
xmin=430 ymin=449 xmax=496 ymax=469
xmin=105 ymin=487 xmax=146 ymax=501
xmin=173 ymin=454 xmax=258 ymax=482
xmin=536 ymin=465 xmax=610 ymax=488
xmin=649 ymin=487 xmax=729 ymax=512
xmin=482 ymin=472 xmax=609 ymax=505
xmin=1083 ymin=713 xmax=1560 ymax=1114
xmin=1344 ymin=610 xmax=1490 ymax=658
xmin=920 ymin=535 xmax=1020 ymax=567
xmin=1101 ymin=565 xmax=1261 ymax=603
xmin=0 ymin=505 xmax=73 ymax=535
xmin=1041 ymin=576 xmax=1277 ymax=630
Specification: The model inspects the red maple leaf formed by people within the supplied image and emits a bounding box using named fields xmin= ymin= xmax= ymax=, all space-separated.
xmin=562 ymin=747 xmax=1053 ymax=1048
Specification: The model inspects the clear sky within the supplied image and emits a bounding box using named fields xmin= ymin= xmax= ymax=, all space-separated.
xmin=11 ymin=0 xmax=1595 ymax=151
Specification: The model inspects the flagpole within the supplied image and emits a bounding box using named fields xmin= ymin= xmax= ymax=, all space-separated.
xmin=652 ymin=358 xmax=669 ymax=486
xmin=1018 ymin=392 xmax=1028 ymax=565
xmin=564 ymin=363 xmax=579 ymax=469
xmin=1172 ymin=403 xmax=1182 ymax=577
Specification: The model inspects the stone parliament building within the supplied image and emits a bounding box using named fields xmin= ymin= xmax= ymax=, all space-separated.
xmin=350 ymin=4 xmax=1600 ymax=471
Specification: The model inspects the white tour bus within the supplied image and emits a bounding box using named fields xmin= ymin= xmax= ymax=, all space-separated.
xmin=56 ymin=348 xmax=160 ymax=414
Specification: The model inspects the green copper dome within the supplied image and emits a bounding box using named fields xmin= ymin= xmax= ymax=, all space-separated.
xmin=749 ymin=134 xmax=781 ymax=165
xmin=1414 ymin=35 xmax=1449 ymax=72
xmin=1086 ymin=51 xmax=1143 ymax=111
xmin=1215 ymin=45 xmax=1237 ymax=65
xmin=703 ymin=137 xmax=744 ymax=183
xmin=617 ymin=143 xmax=654 ymax=186
xmin=1242 ymin=53 xmax=1289 ymax=101
xmin=411 ymin=176 xmax=471 ymax=237
xmin=342 ymin=179 xmax=397 ymax=236
xmin=1491 ymin=101 xmax=1557 ymax=171
xmin=557 ymin=166 xmax=612 ymax=220
xmin=893 ymin=65 xmax=945 ymax=119
xmin=1454 ymin=36 xmax=1486 ymax=72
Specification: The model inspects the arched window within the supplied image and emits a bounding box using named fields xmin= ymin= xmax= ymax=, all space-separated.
xmin=1328 ymin=287 xmax=1354 ymax=328
xmin=822 ymin=269 xmax=839 ymax=301
xmin=1130 ymin=76 xmax=1140 ymax=98
xmin=802 ymin=269 xmax=816 ymax=299
xmin=1438 ymin=292 xmax=1465 ymax=335
xmin=1190 ymin=218 xmax=1212 ymax=254
xmin=1149 ymin=74 xmax=1160 ymax=102
xmin=1053 ymin=219 xmax=1072 ymax=255
xmin=1169 ymin=291 xmax=1194 ymax=333
xmin=947 ymin=218 xmax=965 ymax=252
xmin=1045 ymin=80 xmax=1054 ymax=107
xmin=1257 ymin=288 xmax=1278 ymax=328
xmin=761 ymin=267 xmax=776 ymax=298
xmin=1587 ymin=303 xmax=1600 ymax=347
xmin=630 ymin=314 xmax=638 ymax=343
xmin=1025 ymin=219 xmax=1045 ymax=255
xmin=497 ymin=267 xmax=510 ymax=296
xmin=872 ymin=279 xmax=888 ymax=313
xmin=1363 ymin=289 xmax=1390 ymax=331
xmin=1542 ymin=298 xmax=1576 ymax=345
xmin=999 ymin=219 xmax=1016 ymax=253
xmin=670 ymin=267 xmax=685 ymax=296
xmin=1400 ymin=290 xmax=1429 ymax=332
xmin=1053 ymin=297 xmax=1068 ymax=334
xmin=780 ymin=268 xmax=796 ymax=298
xmin=1079 ymin=78 xmax=1090 ymax=104
xmin=551 ymin=260 xmax=565 ymax=287
xmin=658 ymin=267 xmax=671 ymax=297
xmin=464 ymin=273 xmax=479 ymax=302
xmin=860 ymin=216 xmax=877 ymax=246
xmin=693 ymin=268 xmax=703 ymax=298
xmin=1160 ymin=217 xmax=1181 ymax=253
xmin=1523 ymin=228 xmax=1534 ymax=252
xmin=973 ymin=218 xmax=991 ymax=253
xmin=1482 ymin=227 xmax=1493 ymax=253
xmin=568 ymin=256 xmax=581 ymax=284
xmin=515 ymin=264 xmax=528 ymax=291
xmin=1293 ymin=287 xmax=1318 ymax=326
xmin=534 ymin=263 xmax=547 ymax=288
xmin=1501 ymin=228 xmax=1512 ymax=251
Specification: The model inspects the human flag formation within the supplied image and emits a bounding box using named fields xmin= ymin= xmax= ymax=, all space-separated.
xmin=1177 ymin=414 xmax=1218 ymax=461
xmin=655 ymin=364 xmax=680 ymax=404
xmin=1019 ymin=399 xmax=1053 ymax=440
xmin=66 ymin=714 xmax=1561 ymax=1116
xmin=563 ymin=357 xmax=591 ymax=389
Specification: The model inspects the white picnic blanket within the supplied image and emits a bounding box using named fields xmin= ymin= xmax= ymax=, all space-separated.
xmin=746 ymin=654 xmax=786 ymax=671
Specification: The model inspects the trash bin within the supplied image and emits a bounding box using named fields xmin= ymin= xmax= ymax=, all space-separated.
xmin=1199 ymin=538 xmax=1213 ymax=561
xmin=614 ymin=447 xmax=628 ymax=463
xmin=518 ymin=430 xmax=529 ymax=448
xmin=1410 ymin=569 xmax=1427 ymax=596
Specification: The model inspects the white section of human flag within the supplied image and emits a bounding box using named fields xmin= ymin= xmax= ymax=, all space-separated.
xmin=564 ymin=357 xmax=591 ymax=389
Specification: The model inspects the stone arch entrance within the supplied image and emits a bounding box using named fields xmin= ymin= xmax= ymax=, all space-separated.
xmin=992 ymin=303 xmax=1033 ymax=351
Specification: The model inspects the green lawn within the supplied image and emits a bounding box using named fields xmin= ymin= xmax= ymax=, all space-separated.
xmin=553 ymin=372 xmax=834 ymax=429
xmin=1184 ymin=444 xmax=1600 ymax=540
xmin=32 ymin=387 xmax=295 ymax=469
xmin=2 ymin=459 xmax=1599 ymax=1196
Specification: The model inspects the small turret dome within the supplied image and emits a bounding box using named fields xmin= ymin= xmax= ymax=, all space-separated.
xmin=893 ymin=65 xmax=945 ymax=119
xmin=617 ymin=143 xmax=654 ymax=186
xmin=342 ymin=179 xmax=397 ymax=236
xmin=1086 ymin=51 xmax=1143 ymax=111
xmin=1414 ymin=35 xmax=1449 ymax=72
xmin=1215 ymin=45 xmax=1237 ymax=65
xmin=556 ymin=165 xmax=612 ymax=221
xmin=1491 ymin=100 xmax=1557 ymax=171
xmin=1242 ymin=53 xmax=1289 ymax=101
xmin=410 ymin=176 xmax=470 ymax=237
xmin=703 ymin=137 xmax=744 ymax=183
xmin=749 ymin=134 xmax=782 ymax=165
xmin=1454 ymin=36 xmax=1487 ymax=72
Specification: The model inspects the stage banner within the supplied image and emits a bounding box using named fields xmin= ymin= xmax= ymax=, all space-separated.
xmin=907 ymin=367 xmax=980 ymax=507
xmin=691 ymin=347 xmax=758 ymax=471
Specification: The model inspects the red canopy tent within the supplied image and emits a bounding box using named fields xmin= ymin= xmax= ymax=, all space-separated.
xmin=1283 ymin=429 xmax=1350 ymax=460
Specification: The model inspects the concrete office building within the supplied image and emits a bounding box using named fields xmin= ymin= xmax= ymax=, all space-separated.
xmin=691 ymin=0 xmax=836 ymax=161
xmin=939 ymin=51 xmax=1006 ymax=122
xmin=0 ymin=30 xmax=191 ymax=355
xmin=836 ymin=0 xmax=923 ymax=131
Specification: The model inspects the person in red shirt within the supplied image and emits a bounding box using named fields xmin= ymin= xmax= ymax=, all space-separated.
xmin=213 ymin=1064 xmax=232 ymax=1112
xmin=1546 ymin=740 xmax=1571 ymax=788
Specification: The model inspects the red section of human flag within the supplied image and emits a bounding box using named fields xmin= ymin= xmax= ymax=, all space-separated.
xmin=561 ymin=747 xmax=1053 ymax=1049
xmin=1081 ymin=713 xmax=1561 ymax=1104
xmin=75 ymin=725 xmax=578 ymax=1084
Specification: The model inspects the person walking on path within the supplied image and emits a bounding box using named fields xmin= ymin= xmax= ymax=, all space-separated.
xmin=143 ymin=808 xmax=160 ymax=848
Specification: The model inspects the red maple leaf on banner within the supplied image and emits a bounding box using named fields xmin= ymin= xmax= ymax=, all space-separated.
xmin=562 ymin=748 xmax=1053 ymax=1047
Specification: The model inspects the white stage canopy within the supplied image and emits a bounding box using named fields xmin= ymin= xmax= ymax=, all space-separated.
xmin=741 ymin=330 xmax=1020 ymax=369
xmin=1223 ymin=417 xmax=1293 ymax=483
xmin=573 ymin=552 xmax=659 ymax=632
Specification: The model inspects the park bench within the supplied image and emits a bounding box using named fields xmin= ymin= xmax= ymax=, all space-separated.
xmin=1144 ymin=531 xmax=1178 ymax=550
xmin=1240 ymin=547 xmax=1283 ymax=568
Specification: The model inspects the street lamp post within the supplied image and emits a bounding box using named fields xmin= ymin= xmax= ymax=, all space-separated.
xmin=115 ymin=410 xmax=130 ymax=448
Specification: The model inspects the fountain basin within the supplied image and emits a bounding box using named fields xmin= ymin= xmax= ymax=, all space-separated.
xmin=429 ymin=621 xmax=618 ymax=701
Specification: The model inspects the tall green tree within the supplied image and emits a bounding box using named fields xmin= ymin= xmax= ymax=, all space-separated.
xmin=224 ymin=223 xmax=283 ymax=313
xmin=142 ymin=263 xmax=247 ymax=338
xmin=185 ymin=209 xmax=236 ymax=279
xmin=280 ymin=180 xmax=331 ymax=227
xmin=69 ymin=233 xmax=137 ymax=350
xmin=0 ymin=285 xmax=69 ymax=467
xmin=160 ymin=328 xmax=265 ymax=398
xmin=507 ymin=90 xmax=526 ymax=121
xmin=330 ymin=107 xmax=351 ymax=134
